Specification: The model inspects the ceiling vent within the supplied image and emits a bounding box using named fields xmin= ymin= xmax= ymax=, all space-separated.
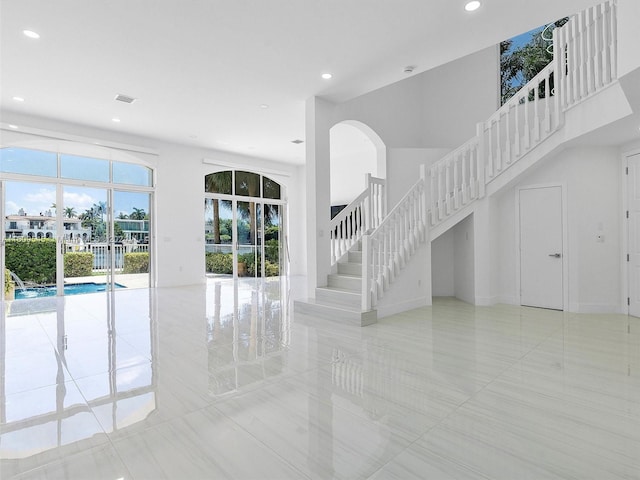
xmin=114 ymin=94 xmax=137 ymax=104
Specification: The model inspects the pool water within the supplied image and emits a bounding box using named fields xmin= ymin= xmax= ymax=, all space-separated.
xmin=15 ymin=282 xmax=126 ymax=299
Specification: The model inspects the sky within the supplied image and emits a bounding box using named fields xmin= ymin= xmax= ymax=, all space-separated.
xmin=5 ymin=181 xmax=149 ymax=218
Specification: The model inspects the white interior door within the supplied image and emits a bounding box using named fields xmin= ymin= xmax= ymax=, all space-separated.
xmin=628 ymin=154 xmax=640 ymax=317
xmin=519 ymin=186 xmax=564 ymax=310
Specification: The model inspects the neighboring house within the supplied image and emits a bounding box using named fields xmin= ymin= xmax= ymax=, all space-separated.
xmin=5 ymin=212 xmax=91 ymax=240
xmin=114 ymin=219 xmax=149 ymax=243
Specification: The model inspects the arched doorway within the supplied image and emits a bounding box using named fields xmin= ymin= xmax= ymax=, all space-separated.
xmin=329 ymin=121 xmax=386 ymax=217
xmin=204 ymin=170 xmax=287 ymax=279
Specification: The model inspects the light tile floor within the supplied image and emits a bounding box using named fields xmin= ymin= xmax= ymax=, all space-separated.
xmin=1 ymin=278 xmax=639 ymax=479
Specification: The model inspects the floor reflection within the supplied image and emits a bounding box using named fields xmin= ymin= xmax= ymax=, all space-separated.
xmin=206 ymin=277 xmax=290 ymax=396
xmin=0 ymin=290 xmax=156 ymax=466
xmin=1 ymin=281 xmax=638 ymax=479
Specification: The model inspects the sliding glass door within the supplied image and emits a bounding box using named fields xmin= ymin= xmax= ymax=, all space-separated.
xmin=1 ymin=146 xmax=155 ymax=301
xmin=113 ymin=190 xmax=151 ymax=289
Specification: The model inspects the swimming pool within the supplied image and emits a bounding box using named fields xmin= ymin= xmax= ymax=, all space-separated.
xmin=15 ymin=282 xmax=126 ymax=299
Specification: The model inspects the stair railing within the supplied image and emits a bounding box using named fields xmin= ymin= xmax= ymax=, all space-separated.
xmin=330 ymin=174 xmax=386 ymax=265
xmin=555 ymin=0 xmax=617 ymax=110
xmin=362 ymin=167 xmax=427 ymax=311
xmin=428 ymin=0 xmax=617 ymax=230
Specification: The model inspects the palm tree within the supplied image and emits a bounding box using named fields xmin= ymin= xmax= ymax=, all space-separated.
xmin=205 ymin=171 xmax=233 ymax=244
xmin=130 ymin=207 xmax=146 ymax=220
xmin=118 ymin=212 xmax=129 ymax=219
xmin=64 ymin=206 xmax=76 ymax=218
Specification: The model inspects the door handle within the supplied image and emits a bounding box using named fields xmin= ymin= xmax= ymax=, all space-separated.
xmin=548 ymin=253 xmax=561 ymax=258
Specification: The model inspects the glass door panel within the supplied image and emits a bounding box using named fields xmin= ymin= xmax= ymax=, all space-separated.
xmin=113 ymin=191 xmax=151 ymax=289
xmin=62 ymin=186 xmax=109 ymax=295
xmin=205 ymin=198 xmax=233 ymax=277
xmin=263 ymin=204 xmax=282 ymax=277
xmin=3 ymin=181 xmax=58 ymax=300
xmin=237 ymin=201 xmax=260 ymax=278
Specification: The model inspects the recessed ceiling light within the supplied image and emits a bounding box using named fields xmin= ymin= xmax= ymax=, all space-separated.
xmin=464 ymin=1 xmax=481 ymax=11
xmin=8 ymin=124 xmax=19 ymax=129
xmin=260 ymin=104 xmax=269 ymax=109
xmin=23 ymin=30 xmax=40 ymax=39
xmin=217 ymin=140 xmax=229 ymax=146
xmin=112 ymin=118 xmax=121 ymax=123
xmin=403 ymin=66 xmax=416 ymax=74
xmin=321 ymin=73 xmax=333 ymax=80
xmin=12 ymin=96 xmax=25 ymax=102
xmin=291 ymin=139 xmax=304 ymax=144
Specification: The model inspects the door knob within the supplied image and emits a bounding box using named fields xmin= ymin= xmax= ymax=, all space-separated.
xmin=548 ymin=253 xmax=561 ymax=258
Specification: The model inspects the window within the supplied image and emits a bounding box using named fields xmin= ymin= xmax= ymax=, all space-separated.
xmin=0 ymin=148 xmax=57 ymax=177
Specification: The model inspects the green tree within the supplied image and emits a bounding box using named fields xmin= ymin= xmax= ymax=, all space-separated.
xmin=130 ymin=207 xmax=146 ymax=220
xmin=500 ymin=18 xmax=568 ymax=105
xmin=64 ymin=206 xmax=77 ymax=218
xmin=205 ymin=171 xmax=233 ymax=244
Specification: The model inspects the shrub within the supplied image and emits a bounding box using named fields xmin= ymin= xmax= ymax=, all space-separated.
xmin=64 ymin=252 xmax=94 ymax=277
xmin=5 ymin=239 xmax=57 ymax=284
xmin=206 ymin=252 xmax=233 ymax=274
xmin=4 ymin=268 xmax=15 ymax=295
xmin=124 ymin=252 xmax=149 ymax=274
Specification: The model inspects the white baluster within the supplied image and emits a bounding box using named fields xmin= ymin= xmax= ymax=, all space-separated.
xmin=544 ymin=74 xmax=551 ymax=133
xmin=578 ymin=10 xmax=587 ymax=98
xmin=514 ymin=98 xmax=521 ymax=157
xmin=609 ymin=1 xmax=617 ymax=81
xmin=586 ymin=6 xmax=595 ymax=95
xmin=534 ymin=79 xmax=541 ymax=142
xmin=524 ymin=88 xmax=531 ymax=150
xmin=505 ymin=107 xmax=512 ymax=164
xmin=496 ymin=117 xmax=502 ymax=172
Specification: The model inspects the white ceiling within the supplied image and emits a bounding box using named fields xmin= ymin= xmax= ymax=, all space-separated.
xmin=0 ymin=0 xmax=601 ymax=165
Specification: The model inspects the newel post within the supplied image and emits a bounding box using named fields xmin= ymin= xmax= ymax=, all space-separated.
xmin=365 ymin=173 xmax=372 ymax=231
xmin=420 ymin=164 xmax=429 ymax=237
xmin=361 ymin=234 xmax=371 ymax=311
xmin=476 ymin=122 xmax=486 ymax=198
xmin=552 ymin=27 xmax=564 ymax=129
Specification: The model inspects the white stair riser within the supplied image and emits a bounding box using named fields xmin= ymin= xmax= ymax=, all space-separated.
xmin=293 ymin=300 xmax=376 ymax=326
xmin=348 ymin=251 xmax=362 ymax=263
xmin=316 ymin=288 xmax=361 ymax=308
xmin=338 ymin=262 xmax=362 ymax=276
xmin=328 ymin=274 xmax=360 ymax=291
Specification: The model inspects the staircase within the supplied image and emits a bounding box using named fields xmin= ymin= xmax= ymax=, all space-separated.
xmin=295 ymin=0 xmax=619 ymax=325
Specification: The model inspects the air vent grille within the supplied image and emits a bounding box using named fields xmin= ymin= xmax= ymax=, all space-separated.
xmin=114 ymin=94 xmax=137 ymax=104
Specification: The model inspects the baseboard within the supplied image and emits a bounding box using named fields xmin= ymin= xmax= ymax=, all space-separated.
xmin=474 ymin=295 xmax=495 ymax=306
xmin=570 ymin=303 xmax=622 ymax=314
xmin=497 ymin=295 xmax=517 ymax=305
xmin=377 ymin=297 xmax=430 ymax=319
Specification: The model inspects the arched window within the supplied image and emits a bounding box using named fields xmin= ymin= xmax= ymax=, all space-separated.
xmin=204 ymin=170 xmax=285 ymax=278
xmin=205 ymin=171 xmax=282 ymax=199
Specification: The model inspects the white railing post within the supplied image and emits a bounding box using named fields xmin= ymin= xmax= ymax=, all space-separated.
xmin=476 ymin=122 xmax=486 ymax=198
xmin=361 ymin=234 xmax=371 ymax=311
xmin=553 ymin=27 xmax=564 ymax=129
xmin=365 ymin=173 xmax=372 ymax=231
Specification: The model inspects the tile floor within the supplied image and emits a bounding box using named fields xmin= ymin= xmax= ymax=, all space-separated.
xmin=1 ymin=277 xmax=639 ymax=479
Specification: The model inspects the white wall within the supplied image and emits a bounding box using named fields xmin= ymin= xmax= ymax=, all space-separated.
xmin=616 ymin=0 xmax=640 ymax=77
xmin=0 ymin=114 xmax=306 ymax=288
xmin=493 ymin=146 xmax=622 ymax=313
xmin=330 ymin=123 xmax=377 ymax=206
xmin=333 ymin=46 xmax=499 ymax=149
xmin=431 ymin=229 xmax=454 ymax=296
xmin=453 ymin=214 xmax=475 ymax=304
